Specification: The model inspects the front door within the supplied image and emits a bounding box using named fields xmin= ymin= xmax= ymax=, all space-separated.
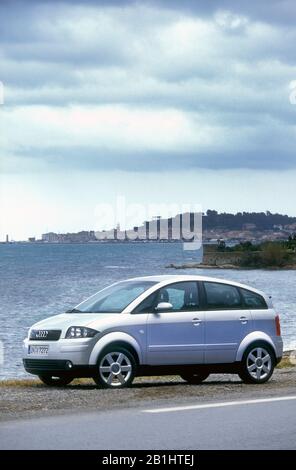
xmin=147 ymin=281 xmax=205 ymax=365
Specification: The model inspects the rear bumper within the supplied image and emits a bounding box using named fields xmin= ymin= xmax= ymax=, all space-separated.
xmin=273 ymin=336 xmax=284 ymax=359
xmin=23 ymin=359 xmax=96 ymax=377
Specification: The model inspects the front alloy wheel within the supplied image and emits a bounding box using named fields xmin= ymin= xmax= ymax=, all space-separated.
xmin=239 ymin=343 xmax=275 ymax=384
xmin=94 ymin=347 xmax=136 ymax=389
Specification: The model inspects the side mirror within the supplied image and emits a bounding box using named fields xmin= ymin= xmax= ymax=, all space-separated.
xmin=154 ymin=302 xmax=173 ymax=312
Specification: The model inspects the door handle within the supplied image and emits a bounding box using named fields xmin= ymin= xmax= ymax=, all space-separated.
xmin=192 ymin=318 xmax=201 ymax=326
xmin=240 ymin=316 xmax=248 ymax=324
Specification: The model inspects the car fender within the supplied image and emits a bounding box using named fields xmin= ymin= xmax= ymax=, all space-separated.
xmin=236 ymin=331 xmax=276 ymax=362
xmin=89 ymin=331 xmax=142 ymax=365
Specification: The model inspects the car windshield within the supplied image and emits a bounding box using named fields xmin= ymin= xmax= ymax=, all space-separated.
xmin=67 ymin=280 xmax=157 ymax=313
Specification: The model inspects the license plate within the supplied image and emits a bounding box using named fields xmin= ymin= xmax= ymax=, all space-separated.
xmin=28 ymin=345 xmax=49 ymax=355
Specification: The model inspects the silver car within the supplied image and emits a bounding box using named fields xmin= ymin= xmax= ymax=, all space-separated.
xmin=23 ymin=275 xmax=283 ymax=388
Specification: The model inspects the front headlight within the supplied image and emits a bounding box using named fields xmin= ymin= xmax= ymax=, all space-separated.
xmin=65 ymin=326 xmax=98 ymax=339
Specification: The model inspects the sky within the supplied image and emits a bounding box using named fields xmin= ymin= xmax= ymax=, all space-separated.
xmin=1 ymin=0 xmax=296 ymax=240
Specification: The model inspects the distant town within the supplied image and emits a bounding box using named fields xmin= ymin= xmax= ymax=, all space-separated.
xmin=2 ymin=210 xmax=296 ymax=245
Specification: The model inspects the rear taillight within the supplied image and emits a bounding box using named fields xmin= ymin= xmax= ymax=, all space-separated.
xmin=275 ymin=315 xmax=281 ymax=336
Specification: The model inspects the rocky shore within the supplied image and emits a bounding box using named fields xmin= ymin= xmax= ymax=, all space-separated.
xmin=166 ymin=263 xmax=240 ymax=269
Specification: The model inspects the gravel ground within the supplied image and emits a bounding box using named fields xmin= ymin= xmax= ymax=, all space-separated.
xmin=0 ymin=367 xmax=295 ymax=422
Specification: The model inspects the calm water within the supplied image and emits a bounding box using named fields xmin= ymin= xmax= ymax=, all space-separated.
xmin=0 ymin=243 xmax=295 ymax=379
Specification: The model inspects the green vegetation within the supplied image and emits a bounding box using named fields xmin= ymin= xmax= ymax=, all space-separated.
xmin=276 ymin=357 xmax=294 ymax=369
xmin=239 ymin=243 xmax=288 ymax=268
xmin=204 ymin=210 xmax=296 ymax=231
xmin=216 ymin=237 xmax=296 ymax=268
xmin=261 ymin=243 xmax=287 ymax=267
xmin=0 ymin=377 xmax=97 ymax=388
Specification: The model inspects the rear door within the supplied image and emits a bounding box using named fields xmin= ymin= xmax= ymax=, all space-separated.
xmin=146 ymin=281 xmax=205 ymax=365
xmin=240 ymin=288 xmax=273 ymax=336
xmin=202 ymin=281 xmax=252 ymax=364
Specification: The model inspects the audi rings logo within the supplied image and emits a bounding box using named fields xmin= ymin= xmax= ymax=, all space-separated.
xmin=35 ymin=330 xmax=49 ymax=339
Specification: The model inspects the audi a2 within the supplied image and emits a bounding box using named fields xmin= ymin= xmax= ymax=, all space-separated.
xmin=23 ymin=275 xmax=283 ymax=388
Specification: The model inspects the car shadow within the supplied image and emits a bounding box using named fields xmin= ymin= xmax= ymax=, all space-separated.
xmin=130 ymin=379 xmax=243 ymax=388
xmin=67 ymin=378 xmax=242 ymax=389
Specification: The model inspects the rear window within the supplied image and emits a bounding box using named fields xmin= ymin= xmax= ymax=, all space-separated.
xmin=240 ymin=288 xmax=267 ymax=309
xmin=204 ymin=282 xmax=242 ymax=310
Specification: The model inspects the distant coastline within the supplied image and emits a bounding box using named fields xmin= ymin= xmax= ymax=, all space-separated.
xmin=167 ymin=262 xmax=296 ymax=270
xmin=0 ymin=239 xmax=185 ymax=245
xmin=3 ymin=209 xmax=296 ymax=244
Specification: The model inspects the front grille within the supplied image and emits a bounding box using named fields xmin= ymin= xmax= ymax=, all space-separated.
xmin=23 ymin=359 xmax=68 ymax=370
xmin=29 ymin=329 xmax=61 ymax=341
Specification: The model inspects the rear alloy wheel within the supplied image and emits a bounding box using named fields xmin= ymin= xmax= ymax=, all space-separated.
xmin=94 ymin=347 xmax=136 ymax=389
xmin=180 ymin=372 xmax=210 ymax=384
xmin=38 ymin=375 xmax=73 ymax=387
xmin=238 ymin=342 xmax=275 ymax=384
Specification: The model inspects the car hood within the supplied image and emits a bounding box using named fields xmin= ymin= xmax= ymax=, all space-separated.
xmin=30 ymin=313 xmax=120 ymax=333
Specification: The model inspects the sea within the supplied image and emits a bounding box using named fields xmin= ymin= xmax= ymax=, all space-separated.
xmin=0 ymin=242 xmax=295 ymax=379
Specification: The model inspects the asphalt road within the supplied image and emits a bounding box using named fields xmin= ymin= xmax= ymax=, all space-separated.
xmin=0 ymin=395 xmax=295 ymax=450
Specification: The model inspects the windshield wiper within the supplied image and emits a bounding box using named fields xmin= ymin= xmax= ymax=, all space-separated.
xmin=65 ymin=308 xmax=82 ymax=313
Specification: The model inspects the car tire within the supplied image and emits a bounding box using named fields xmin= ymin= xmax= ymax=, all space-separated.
xmin=180 ymin=372 xmax=210 ymax=384
xmin=93 ymin=346 xmax=136 ymax=389
xmin=238 ymin=341 xmax=275 ymax=384
xmin=38 ymin=375 xmax=73 ymax=387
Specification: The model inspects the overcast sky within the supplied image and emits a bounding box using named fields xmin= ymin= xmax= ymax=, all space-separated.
xmin=1 ymin=0 xmax=296 ymax=240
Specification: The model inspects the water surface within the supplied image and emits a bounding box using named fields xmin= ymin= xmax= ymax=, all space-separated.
xmin=0 ymin=243 xmax=295 ymax=379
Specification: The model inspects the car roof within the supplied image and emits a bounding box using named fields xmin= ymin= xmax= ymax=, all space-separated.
xmin=124 ymin=274 xmax=268 ymax=298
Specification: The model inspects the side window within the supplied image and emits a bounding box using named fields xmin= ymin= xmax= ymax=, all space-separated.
xmin=133 ymin=291 xmax=158 ymax=313
xmin=204 ymin=282 xmax=242 ymax=310
xmin=240 ymin=288 xmax=267 ymax=309
xmin=157 ymin=281 xmax=200 ymax=312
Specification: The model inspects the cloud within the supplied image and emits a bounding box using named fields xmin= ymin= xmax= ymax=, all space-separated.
xmin=1 ymin=103 xmax=296 ymax=173
xmin=1 ymin=0 xmax=296 ymax=174
xmin=8 ymin=0 xmax=296 ymax=26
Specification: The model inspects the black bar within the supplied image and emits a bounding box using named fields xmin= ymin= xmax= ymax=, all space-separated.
xmin=0 ymin=450 xmax=292 ymax=466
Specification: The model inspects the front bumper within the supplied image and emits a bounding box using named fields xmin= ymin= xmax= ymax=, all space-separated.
xmin=23 ymin=358 xmax=96 ymax=377
xmin=23 ymin=337 xmax=97 ymax=375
